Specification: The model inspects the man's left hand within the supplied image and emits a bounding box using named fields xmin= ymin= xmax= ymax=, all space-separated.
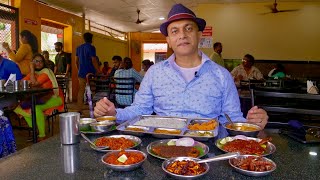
xmin=246 ymin=106 xmax=268 ymax=129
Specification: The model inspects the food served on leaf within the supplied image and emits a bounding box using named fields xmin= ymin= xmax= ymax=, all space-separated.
xmin=154 ymin=129 xmax=181 ymax=135
xmin=94 ymin=137 xmax=135 ymax=150
xmin=226 ymin=123 xmax=259 ymax=132
xmin=152 ymin=145 xmax=200 ymax=158
xmin=166 ymin=160 xmax=206 ymax=176
xmin=220 ymin=136 xmax=271 ymax=155
xmin=103 ymin=150 xmax=145 ymax=165
xmin=188 ymin=120 xmax=218 ymax=131
xmin=231 ymin=156 xmax=275 ymax=172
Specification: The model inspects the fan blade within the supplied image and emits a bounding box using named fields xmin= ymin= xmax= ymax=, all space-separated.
xmin=277 ymin=9 xmax=299 ymax=13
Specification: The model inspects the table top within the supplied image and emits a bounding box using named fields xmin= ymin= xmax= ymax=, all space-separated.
xmin=0 ymin=87 xmax=54 ymax=94
xmin=0 ymin=130 xmax=319 ymax=180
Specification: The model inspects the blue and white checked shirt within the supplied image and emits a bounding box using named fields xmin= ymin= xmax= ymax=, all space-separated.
xmin=114 ymin=68 xmax=143 ymax=105
xmin=116 ymin=52 xmax=246 ymax=126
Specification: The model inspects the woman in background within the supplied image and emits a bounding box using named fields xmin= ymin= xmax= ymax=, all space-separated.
xmin=231 ymin=54 xmax=263 ymax=85
xmin=14 ymin=54 xmax=63 ymax=141
xmin=2 ymin=30 xmax=38 ymax=75
xmin=268 ymin=63 xmax=286 ymax=79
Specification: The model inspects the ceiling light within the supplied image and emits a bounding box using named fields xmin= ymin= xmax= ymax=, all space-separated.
xmin=309 ymin=151 xmax=317 ymax=156
xmin=159 ymin=17 xmax=165 ymax=20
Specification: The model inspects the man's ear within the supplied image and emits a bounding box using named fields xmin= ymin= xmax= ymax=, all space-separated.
xmin=166 ymin=36 xmax=171 ymax=48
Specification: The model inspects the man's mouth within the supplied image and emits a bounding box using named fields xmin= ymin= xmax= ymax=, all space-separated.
xmin=178 ymin=42 xmax=190 ymax=47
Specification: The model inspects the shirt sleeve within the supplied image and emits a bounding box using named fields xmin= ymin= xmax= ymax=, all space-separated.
xmin=220 ymin=70 xmax=246 ymax=123
xmin=230 ymin=66 xmax=238 ymax=78
xmin=132 ymin=69 xmax=143 ymax=83
xmin=254 ymin=68 xmax=264 ymax=80
xmin=8 ymin=44 xmax=31 ymax=63
xmin=115 ymin=68 xmax=155 ymax=123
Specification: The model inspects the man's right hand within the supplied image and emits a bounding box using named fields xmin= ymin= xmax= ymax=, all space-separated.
xmin=94 ymin=97 xmax=116 ymax=117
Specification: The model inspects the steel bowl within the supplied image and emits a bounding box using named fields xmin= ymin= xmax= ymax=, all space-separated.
xmin=90 ymin=120 xmax=116 ymax=132
xmin=96 ymin=116 xmax=116 ymax=122
xmin=162 ymin=157 xmax=209 ymax=179
xmin=223 ymin=122 xmax=261 ymax=137
xmin=229 ymin=155 xmax=276 ymax=177
xmin=79 ymin=118 xmax=96 ymax=131
xmin=101 ymin=150 xmax=147 ymax=171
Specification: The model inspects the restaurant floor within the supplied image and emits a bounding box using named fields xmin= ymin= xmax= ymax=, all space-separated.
xmin=11 ymin=102 xmax=90 ymax=150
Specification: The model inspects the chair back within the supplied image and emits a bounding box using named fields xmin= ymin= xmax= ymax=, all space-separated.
xmin=109 ymin=77 xmax=136 ymax=106
xmin=56 ymin=76 xmax=68 ymax=112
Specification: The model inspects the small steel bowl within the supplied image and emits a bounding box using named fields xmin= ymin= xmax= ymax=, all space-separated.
xmin=223 ymin=122 xmax=261 ymax=137
xmin=101 ymin=150 xmax=147 ymax=171
xmin=162 ymin=157 xmax=209 ymax=179
xmin=79 ymin=118 xmax=96 ymax=131
xmin=90 ymin=120 xmax=115 ymax=132
xmin=229 ymin=155 xmax=276 ymax=177
xmin=96 ymin=116 xmax=116 ymax=122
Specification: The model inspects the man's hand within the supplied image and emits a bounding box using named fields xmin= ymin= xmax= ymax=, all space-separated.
xmin=2 ymin=42 xmax=9 ymax=49
xmin=94 ymin=97 xmax=116 ymax=117
xmin=246 ymin=106 xmax=268 ymax=129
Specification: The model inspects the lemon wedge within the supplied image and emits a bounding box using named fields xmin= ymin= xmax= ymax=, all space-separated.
xmin=167 ymin=139 xmax=176 ymax=146
xmin=117 ymin=154 xmax=128 ymax=163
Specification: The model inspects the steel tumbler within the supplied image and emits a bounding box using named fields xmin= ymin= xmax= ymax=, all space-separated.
xmin=59 ymin=112 xmax=80 ymax=144
xmin=61 ymin=144 xmax=80 ymax=174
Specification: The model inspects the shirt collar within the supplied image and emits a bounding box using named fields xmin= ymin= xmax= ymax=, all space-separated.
xmin=165 ymin=50 xmax=211 ymax=67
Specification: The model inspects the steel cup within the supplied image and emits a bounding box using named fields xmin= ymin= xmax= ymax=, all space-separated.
xmin=0 ymin=79 xmax=5 ymax=89
xmin=61 ymin=144 xmax=80 ymax=174
xmin=22 ymin=80 xmax=29 ymax=89
xmin=14 ymin=81 xmax=20 ymax=90
xmin=59 ymin=112 xmax=80 ymax=145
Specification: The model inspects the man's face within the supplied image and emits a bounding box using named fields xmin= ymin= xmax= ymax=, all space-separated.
xmin=43 ymin=53 xmax=49 ymax=60
xmin=166 ymin=19 xmax=202 ymax=57
xmin=215 ymin=44 xmax=222 ymax=54
xmin=55 ymin=45 xmax=62 ymax=52
xmin=113 ymin=60 xmax=121 ymax=69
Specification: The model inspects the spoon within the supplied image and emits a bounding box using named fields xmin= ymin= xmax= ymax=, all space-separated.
xmin=224 ymin=113 xmax=235 ymax=128
xmin=197 ymin=152 xmax=239 ymax=163
xmin=80 ymin=133 xmax=109 ymax=150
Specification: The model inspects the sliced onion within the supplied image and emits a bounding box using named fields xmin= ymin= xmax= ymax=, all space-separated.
xmin=175 ymin=137 xmax=195 ymax=147
xmin=233 ymin=135 xmax=248 ymax=140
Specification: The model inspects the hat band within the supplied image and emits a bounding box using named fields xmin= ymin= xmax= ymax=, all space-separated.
xmin=167 ymin=13 xmax=196 ymax=22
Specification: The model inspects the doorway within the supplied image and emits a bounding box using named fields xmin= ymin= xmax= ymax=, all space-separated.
xmin=142 ymin=43 xmax=167 ymax=64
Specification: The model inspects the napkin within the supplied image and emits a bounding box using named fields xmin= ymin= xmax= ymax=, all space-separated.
xmin=4 ymin=74 xmax=16 ymax=87
xmin=307 ymin=80 xmax=319 ymax=94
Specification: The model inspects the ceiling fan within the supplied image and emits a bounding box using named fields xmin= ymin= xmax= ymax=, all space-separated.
xmin=264 ymin=0 xmax=299 ymax=14
xmin=135 ymin=9 xmax=145 ymax=24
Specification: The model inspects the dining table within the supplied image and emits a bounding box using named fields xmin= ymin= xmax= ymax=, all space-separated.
xmin=0 ymin=127 xmax=319 ymax=180
xmin=0 ymin=87 xmax=54 ymax=143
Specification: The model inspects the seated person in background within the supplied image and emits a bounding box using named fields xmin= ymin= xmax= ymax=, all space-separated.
xmin=94 ymin=4 xmax=268 ymax=136
xmin=102 ymin=61 xmax=112 ymax=76
xmin=109 ymin=55 xmax=122 ymax=77
xmin=14 ymin=53 xmax=63 ymax=141
xmin=0 ymin=55 xmax=22 ymax=111
xmin=42 ymin=50 xmax=55 ymax=72
xmin=231 ymin=54 xmax=264 ymax=85
xmin=114 ymin=57 xmax=143 ymax=106
xmin=268 ymin=63 xmax=286 ymax=79
xmin=140 ymin=59 xmax=154 ymax=76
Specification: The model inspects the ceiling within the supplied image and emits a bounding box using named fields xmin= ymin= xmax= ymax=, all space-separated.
xmin=38 ymin=0 xmax=319 ymax=33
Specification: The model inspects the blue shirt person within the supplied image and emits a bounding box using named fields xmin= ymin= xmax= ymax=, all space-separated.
xmin=0 ymin=56 xmax=23 ymax=80
xmin=94 ymin=4 xmax=268 ymax=130
xmin=114 ymin=57 xmax=143 ymax=106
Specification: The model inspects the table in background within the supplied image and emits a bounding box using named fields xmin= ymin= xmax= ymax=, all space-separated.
xmin=0 ymin=88 xmax=54 ymax=143
xmin=0 ymin=129 xmax=319 ymax=179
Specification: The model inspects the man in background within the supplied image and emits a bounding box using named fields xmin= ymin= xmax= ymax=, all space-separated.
xmin=75 ymin=32 xmax=101 ymax=113
xmin=109 ymin=55 xmax=122 ymax=77
xmin=54 ymin=42 xmax=71 ymax=77
xmin=210 ymin=42 xmax=224 ymax=67
xmin=102 ymin=61 xmax=112 ymax=76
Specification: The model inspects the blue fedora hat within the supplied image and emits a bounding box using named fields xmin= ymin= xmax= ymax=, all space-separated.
xmin=160 ymin=4 xmax=206 ymax=36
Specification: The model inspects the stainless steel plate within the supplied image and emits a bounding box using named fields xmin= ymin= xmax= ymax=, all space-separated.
xmin=229 ymin=155 xmax=277 ymax=177
xmin=80 ymin=124 xmax=116 ymax=135
xmin=90 ymin=135 xmax=142 ymax=152
xmin=147 ymin=139 xmax=209 ymax=160
xmin=215 ymin=137 xmax=276 ymax=156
